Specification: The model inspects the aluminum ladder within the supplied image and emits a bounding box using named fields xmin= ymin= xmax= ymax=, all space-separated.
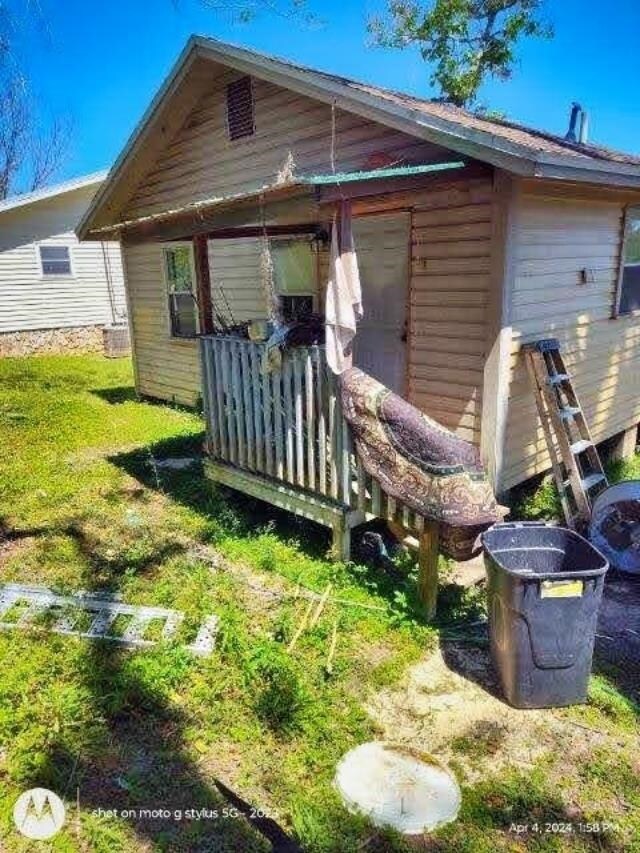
xmin=524 ymin=338 xmax=608 ymax=531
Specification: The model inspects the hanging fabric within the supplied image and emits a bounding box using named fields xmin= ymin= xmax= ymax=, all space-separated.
xmin=325 ymin=200 xmax=363 ymax=374
xmin=339 ymin=367 xmax=507 ymax=560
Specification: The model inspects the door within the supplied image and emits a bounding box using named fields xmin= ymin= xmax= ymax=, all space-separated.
xmin=352 ymin=212 xmax=410 ymax=395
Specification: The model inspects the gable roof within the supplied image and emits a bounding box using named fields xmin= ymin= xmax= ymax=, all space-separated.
xmin=78 ymin=36 xmax=640 ymax=238
xmin=0 ymin=170 xmax=107 ymax=216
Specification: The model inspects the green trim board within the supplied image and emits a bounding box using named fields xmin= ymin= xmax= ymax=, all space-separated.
xmin=304 ymin=161 xmax=466 ymax=185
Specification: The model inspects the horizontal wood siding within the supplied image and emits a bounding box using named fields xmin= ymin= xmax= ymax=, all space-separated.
xmin=123 ymin=242 xmax=201 ymax=405
xmin=501 ymin=186 xmax=640 ymax=489
xmin=121 ymin=72 xmax=446 ymax=220
xmin=0 ymin=185 xmax=125 ymax=332
xmin=408 ymin=177 xmax=493 ymax=444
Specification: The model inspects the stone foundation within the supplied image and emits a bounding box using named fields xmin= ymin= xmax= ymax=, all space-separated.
xmin=0 ymin=325 xmax=105 ymax=357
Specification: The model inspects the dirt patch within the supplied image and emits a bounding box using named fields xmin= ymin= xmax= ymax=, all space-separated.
xmin=366 ymin=641 xmax=616 ymax=784
xmin=0 ymin=533 xmax=35 ymax=565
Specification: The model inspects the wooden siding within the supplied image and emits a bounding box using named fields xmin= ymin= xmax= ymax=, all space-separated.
xmin=407 ymin=177 xmax=493 ymax=444
xmin=501 ymin=184 xmax=640 ymax=490
xmin=0 ymin=185 xmax=125 ymax=333
xmin=121 ymin=71 xmax=447 ymax=220
xmin=123 ymin=241 xmax=201 ymax=405
xmin=124 ymin=176 xmax=494 ymax=434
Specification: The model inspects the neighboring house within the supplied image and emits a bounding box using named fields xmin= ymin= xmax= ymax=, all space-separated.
xmin=0 ymin=172 xmax=126 ymax=356
xmin=77 ymin=35 xmax=640 ymax=523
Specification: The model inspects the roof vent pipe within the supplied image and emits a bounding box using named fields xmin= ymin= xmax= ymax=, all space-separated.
xmin=578 ymin=109 xmax=589 ymax=144
xmin=566 ymin=102 xmax=582 ymax=142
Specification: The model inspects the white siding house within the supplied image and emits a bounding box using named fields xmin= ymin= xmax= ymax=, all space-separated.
xmin=0 ymin=172 xmax=126 ymax=355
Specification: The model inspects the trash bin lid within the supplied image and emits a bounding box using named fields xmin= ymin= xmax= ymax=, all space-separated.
xmin=334 ymin=742 xmax=460 ymax=834
xmin=589 ymin=481 xmax=640 ymax=575
xmin=481 ymin=522 xmax=608 ymax=579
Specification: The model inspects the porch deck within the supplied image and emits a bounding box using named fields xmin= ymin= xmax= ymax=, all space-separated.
xmin=199 ymin=334 xmax=439 ymax=612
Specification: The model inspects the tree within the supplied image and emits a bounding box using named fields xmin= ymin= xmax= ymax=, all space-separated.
xmin=0 ymin=5 xmax=71 ymax=199
xmin=369 ymin=0 xmax=551 ymax=108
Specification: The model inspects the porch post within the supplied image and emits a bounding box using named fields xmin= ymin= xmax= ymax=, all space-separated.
xmin=193 ymin=234 xmax=214 ymax=335
xmin=418 ymin=521 xmax=440 ymax=620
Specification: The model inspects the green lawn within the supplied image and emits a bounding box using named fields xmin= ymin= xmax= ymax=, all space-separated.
xmin=0 ymin=354 xmax=638 ymax=852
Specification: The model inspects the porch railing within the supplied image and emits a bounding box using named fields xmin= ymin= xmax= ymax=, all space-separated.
xmin=199 ymin=334 xmax=426 ymax=533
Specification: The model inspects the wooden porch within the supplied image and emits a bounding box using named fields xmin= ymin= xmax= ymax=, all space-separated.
xmin=199 ymin=334 xmax=440 ymax=614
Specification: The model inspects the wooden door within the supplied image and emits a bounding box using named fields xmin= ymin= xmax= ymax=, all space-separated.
xmin=352 ymin=212 xmax=410 ymax=395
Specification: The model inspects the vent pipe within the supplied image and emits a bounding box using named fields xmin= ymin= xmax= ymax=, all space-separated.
xmin=565 ymin=102 xmax=582 ymax=142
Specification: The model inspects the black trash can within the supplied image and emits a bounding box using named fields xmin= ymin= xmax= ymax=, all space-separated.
xmin=481 ymin=522 xmax=608 ymax=709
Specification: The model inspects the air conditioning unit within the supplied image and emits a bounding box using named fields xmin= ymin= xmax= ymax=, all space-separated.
xmin=102 ymin=324 xmax=131 ymax=358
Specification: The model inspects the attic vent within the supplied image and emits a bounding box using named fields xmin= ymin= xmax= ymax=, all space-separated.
xmin=226 ymin=76 xmax=255 ymax=141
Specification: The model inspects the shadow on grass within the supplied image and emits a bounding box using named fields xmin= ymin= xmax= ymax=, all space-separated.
xmin=44 ymin=639 xmax=302 ymax=852
xmin=13 ymin=516 xmax=413 ymax=852
xmin=92 ymin=386 xmax=140 ymax=405
xmin=14 ymin=507 xmax=305 ymax=851
xmin=107 ymin=434 xmax=436 ymax=626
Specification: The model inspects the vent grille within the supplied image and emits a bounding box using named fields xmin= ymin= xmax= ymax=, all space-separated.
xmin=226 ymin=77 xmax=255 ymax=141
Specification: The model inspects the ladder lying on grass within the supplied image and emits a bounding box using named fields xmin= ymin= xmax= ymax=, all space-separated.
xmin=524 ymin=339 xmax=608 ymax=532
xmin=0 ymin=584 xmax=218 ymax=656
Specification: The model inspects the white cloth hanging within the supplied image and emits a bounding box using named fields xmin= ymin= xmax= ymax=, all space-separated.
xmin=325 ymin=201 xmax=363 ymax=374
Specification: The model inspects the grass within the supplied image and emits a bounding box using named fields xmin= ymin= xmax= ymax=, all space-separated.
xmin=0 ymin=354 xmax=637 ymax=852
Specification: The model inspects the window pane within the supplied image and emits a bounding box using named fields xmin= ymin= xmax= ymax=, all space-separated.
xmin=170 ymin=293 xmax=198 ymax=338
xmin=164 ymin=246 xmax=193 ymax=292
xmin=270 ymin=239 xmax=315 ymax=295
xmin=620 ymin=208 xmax=640 ymax=314
xmin=40 ymin=246 xmax=70 ymax=261
xmin=624 ymin=209 xmax=640 ymax=265
xmin=620 ymin=266 xmax=640 ymax=314
xmin=281 ymin=295 xmax=313 ymax=323
xmin=40 ymin=245 xmax=71 ymax=276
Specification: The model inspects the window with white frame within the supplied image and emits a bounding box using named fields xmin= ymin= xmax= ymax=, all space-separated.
xmin=270 ymin=238 xmax=316 ymax=322
xmin=39 ymin=245 xmax=72 ymax=276
xmin=617 ymin=207 xmax=640 ymax=316
xmin=163 ymin=244 xmax=199 ymax=338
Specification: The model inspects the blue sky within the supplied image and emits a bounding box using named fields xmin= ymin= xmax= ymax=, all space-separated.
xmin=10 ymin=0 xmax=640 ymax=182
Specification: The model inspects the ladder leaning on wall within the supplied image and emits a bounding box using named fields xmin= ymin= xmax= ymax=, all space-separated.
xmin=524 ymin=338 xmax=608 ymax=532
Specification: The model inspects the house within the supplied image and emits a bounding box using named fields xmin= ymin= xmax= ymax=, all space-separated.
xmin=77 ymin=35 xmax=640 ymax=564
xmin=0 ymin=172 xmax=127 ymax=356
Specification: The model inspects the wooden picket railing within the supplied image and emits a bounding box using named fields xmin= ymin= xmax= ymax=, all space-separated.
xmin=199 ymin=334 xmax=427 ymax=534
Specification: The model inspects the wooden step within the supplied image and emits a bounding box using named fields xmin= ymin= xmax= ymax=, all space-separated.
xmin=547 ymin=373 xmax=570 ymax=385
xmin=582 ymin=473 xmax=607 ymax=491
xmin=559 ymin=406 xmax=581 ymax=421
xmin=570 ymin=439 xmax=592 ymax=455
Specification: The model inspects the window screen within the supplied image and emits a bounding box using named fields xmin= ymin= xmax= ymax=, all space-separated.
xmin=163 ymin=245 xmax=198 ymax=338
xmin=226 ymin=77 xmax=254 ymax=141
xmin=270 ymin=239 xmax=315 ymax=295
xmin=270 ymin=238 xmax=316 ymax=323
xmin=619 ymin=207 xmax=640 ymax=315
xmin=40 ymin=245 xmax=71 ymax=276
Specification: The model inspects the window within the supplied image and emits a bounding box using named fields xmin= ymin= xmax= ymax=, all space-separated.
xmin=226 ymin=76 xmax=254 ymax=141
xmin=270 ymin=238 xmax=316 ymax=323
xmin=40 ymin=245 xmax=72 ymax=276
xmin=163 ymin=245 xmax=198 ymax=338
xmin=618 ymin=207 xmax=640 ymax=315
